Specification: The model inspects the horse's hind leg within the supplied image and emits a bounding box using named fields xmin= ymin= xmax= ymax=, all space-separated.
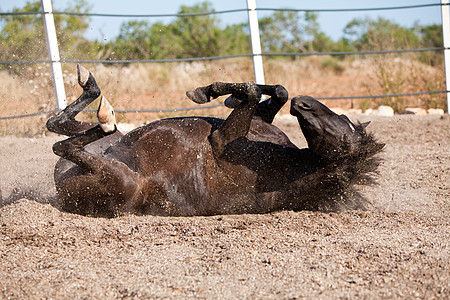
xmin=46 ymin=64 xmax=101 ymax=136
xmin=52 ymin=96 xmax=117 ymax=166
xmin=53 ymin=97 xmax=139 ymax=216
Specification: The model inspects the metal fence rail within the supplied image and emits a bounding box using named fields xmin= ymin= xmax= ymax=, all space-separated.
xmin=1 ymin=91 xmax=447 ymax=121
xmin=1 ymin=3 xmax=446 ymax=17
xmin=0 ymin=1 xmax=448 ymax=119
xmin=1 ymin=47 xmax=446 ymax=65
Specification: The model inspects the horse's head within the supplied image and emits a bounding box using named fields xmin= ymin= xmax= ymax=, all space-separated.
xmin=290 ymin=95 xmax=376 ymax=160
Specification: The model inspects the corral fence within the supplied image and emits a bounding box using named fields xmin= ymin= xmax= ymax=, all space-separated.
xmin=0 ymin=0 xmax=449 ymax=121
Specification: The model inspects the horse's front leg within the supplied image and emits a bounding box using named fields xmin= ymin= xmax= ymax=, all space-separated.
xmin=187 ymin=82 xmax=261 ymax=156
xmin=187 ymin=82 xmax=288 ymax=156
xmin=224 ymin=84 xmax=289 ymax=124
xmin=254 ymin=84 xmax=289 ymax=124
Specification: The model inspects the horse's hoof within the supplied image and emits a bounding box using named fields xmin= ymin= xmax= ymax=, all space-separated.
xmin=186 ymin=87 xmax=210 ymax=104
xmin=224 ymin=95 xmax=242 ymax=108
xmin=97 ymin=96 xmax=116 ymax=133
xmin=77 ymin=64 xmax=90 ymax=88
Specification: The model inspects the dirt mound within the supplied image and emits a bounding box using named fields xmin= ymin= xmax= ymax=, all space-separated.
xmin=0 ymin=114 xmax=449 ymax=298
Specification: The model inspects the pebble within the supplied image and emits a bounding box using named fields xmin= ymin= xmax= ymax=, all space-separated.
xmin=377 ymin=106 xmax=395 ymax=117
xmin=404 ymin=108 xmax=427 ymax=115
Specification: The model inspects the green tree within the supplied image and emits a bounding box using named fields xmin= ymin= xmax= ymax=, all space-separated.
xmin=0 ymin=0 xmax=92 ymax=70
xmin=303 ymin=11 xmax=320 ymax=52
xmin=220 ymin=23 xmax=250 ymax=55
xmin=0 ymin=1 xmax=48 ymax=63
xmin=106 ymin=1 xmax=250 ymax=60
xmin=258 ymin=11 xmax=303 ymax=53
xmin=114 ymin=20 xmax=153 ymax=60
xmin=56 ymin=0 xmax=92 ymax=58
xmin=170 ymin=2 xmax=223 ymax=58
xmin=418 ymin=24 xmax=443 ymax=48
xmin=343 ymin=17 xmax=420 ymax=51
xmin=417 ymin=24 xmax=443 ymax=65
xmin=258 ymin=11 xmax=324 ymax=54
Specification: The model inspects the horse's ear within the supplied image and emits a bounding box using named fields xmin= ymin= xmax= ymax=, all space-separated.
xmin=360 ymin=121 xmax=370 ymax=129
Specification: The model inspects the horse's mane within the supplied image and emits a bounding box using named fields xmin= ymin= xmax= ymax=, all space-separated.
xmin=293 ymin=124 xmax=384 ymax=212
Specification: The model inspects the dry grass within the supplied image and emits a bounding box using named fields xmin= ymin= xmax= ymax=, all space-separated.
xmin=0 ymin=57 xmax=446 ymax=136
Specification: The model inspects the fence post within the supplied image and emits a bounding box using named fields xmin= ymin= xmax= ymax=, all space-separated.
xmin=246 ymin=0 xmax=265 ymax=85
xmin=442 ymin=0 xmax=450 ymax=113
xmin=41 ymin=0 xmax=66 ymax=110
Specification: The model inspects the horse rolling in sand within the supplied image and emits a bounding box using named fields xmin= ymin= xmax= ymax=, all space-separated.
xmin=46 ymin=65 xmax=384 ymax=217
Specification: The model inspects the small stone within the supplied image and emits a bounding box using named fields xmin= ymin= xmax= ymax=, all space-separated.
xmin=377 ymin=105 xmax=394 ymax=116
xmin=404 ymin=107 xmax=427 ymax=115
xmin=364 ymin=108 xmax=374 ymax=115
xmin=117 ymin=123 xmax=136 ymax=133
xmin=428 ymin=108 xmax=444 ymax=115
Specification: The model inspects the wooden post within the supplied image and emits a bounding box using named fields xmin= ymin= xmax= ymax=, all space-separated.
xmin=247 ymin=0 xmax=265 ymax=85
xmin=441 ymin=0 xmax=450 ymax=113
xmin=41 ymin=0 xmax=66 ymax=109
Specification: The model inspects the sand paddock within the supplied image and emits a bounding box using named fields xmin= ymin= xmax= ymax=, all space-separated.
xmin=0 ymin=114 xmax=448 ymax=298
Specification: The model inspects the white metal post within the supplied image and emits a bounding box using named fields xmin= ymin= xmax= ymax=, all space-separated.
xmin=441 ymin=0 xmax=450 ymax=113
xmin=41 ymin=0 xmax=66 ymax=109
xmin=247 ymin=0 xmax=265 ymax=85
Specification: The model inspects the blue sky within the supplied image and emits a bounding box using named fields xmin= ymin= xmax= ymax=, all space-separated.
xmin=1 ymin=0 xmax=444 ymax=41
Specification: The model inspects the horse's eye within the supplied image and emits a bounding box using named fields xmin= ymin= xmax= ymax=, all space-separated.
xmin=298 ymin=101 xmax=313 ymax=110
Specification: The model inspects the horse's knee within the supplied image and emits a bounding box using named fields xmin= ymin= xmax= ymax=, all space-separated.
xmin=46 ymin=111 xmax=65 ymax=133
xmin=46 ymin=111 xmax=79 ymax=135
xmin=244 ymin=82 xmax=261 ymax=102
xmin=52 ymin=140 xmax=73 ymax=158
xmin=52 ymin=141 xmax=64 ymax=157
xmin=46 ymin=117 xmax=57 ymax=133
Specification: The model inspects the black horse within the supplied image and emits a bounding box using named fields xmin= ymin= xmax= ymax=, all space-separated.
xmin=46 ymin=65 xmax=383 ymax=217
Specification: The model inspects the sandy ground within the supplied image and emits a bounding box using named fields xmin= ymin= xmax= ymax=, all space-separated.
xmin=0 ymin=114 xmax=448 ymax=299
